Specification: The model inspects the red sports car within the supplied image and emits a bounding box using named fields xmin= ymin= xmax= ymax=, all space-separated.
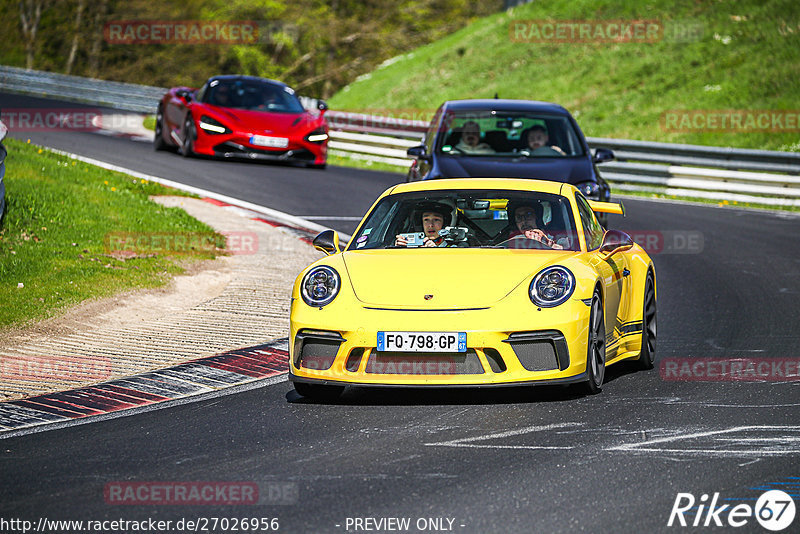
xmin=154 ymin=75 xmax=329 ymax=168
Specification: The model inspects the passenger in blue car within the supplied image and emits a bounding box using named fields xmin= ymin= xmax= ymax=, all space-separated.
xmin=454 ymin=121 xmax=495 ymax=154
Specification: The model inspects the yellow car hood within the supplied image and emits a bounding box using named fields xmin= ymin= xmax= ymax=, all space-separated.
xmin=342 ymin=249 xmax=574 ymax=308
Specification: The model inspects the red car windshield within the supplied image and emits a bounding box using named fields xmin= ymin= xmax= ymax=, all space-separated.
xmin=205 ymin=80 xmax=305 ymax=113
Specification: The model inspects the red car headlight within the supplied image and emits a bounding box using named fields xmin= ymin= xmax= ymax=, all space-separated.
xmin=305 ymin=129 xmax=328 ymax=144
xmin=198 ymin=116 xmax=231 ymax=135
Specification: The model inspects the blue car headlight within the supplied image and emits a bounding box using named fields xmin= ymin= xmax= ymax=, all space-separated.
xmin=301 ymin=266 xmax=340 ymax=307
xmin=529 ymin=266 xmax=575 ymax=308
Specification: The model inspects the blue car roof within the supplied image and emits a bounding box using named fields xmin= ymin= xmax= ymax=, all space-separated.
xmin=441 ymin=99 xmax=571 ymax=115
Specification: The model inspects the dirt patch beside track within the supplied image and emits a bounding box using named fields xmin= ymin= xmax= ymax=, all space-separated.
xmin=0 ymin=196 xmax=322 ymax=401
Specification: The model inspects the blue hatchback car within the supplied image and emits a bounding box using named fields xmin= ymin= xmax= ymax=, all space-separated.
xmin=406 ymin=100 xmax=614 ymax=206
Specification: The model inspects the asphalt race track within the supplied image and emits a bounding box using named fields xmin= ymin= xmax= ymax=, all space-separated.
xmin=2 ymin=91 xmax=800 ymax=533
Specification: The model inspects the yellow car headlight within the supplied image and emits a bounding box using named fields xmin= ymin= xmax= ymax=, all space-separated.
xmin=301 ymin=266 xmax=340 ymax=307
xmin=529 ymin=266 xmax=575 ymax=308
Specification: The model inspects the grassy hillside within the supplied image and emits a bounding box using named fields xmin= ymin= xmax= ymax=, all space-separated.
xmin=329 ymin=0 xmax=800 ymax=151
xmin=0 ymin=139 xmax=220 ymax=328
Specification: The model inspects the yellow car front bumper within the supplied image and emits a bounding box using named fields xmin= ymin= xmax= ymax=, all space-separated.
xmin=289 ymin=296 xmax=593 ymax=387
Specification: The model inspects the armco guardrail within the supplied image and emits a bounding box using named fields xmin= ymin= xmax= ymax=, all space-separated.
xmin=0 ymin=65 xmax=164 ymax=113
xmin=2 ymin=66 xmax=799 ymax=206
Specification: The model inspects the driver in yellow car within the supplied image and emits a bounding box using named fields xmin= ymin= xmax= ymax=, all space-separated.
xmin=508 ymin=201 xmax=563 ymax=249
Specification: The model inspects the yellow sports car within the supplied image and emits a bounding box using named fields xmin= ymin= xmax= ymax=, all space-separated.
xmin=289 ymin=178 xmax=656 ymax=400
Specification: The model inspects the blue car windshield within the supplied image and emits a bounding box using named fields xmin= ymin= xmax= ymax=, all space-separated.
xmin=436 ymin=111 xmax=584 ymax=157
xmin=349 ymin=189 xmax=580 ymax=251
xmin=205 ymin=80 xmax=305 ymax=113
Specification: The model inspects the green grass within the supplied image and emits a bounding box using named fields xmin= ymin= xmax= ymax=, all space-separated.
xmin=142 ymin=115 xmax=156 ymax=131
xmin=328 ymin=0 xmax=800 ymax=152
xmin=327 ymin=153 xmax=411 ymax=175
xmin=0 ymin=138 xmax=223 ymax=329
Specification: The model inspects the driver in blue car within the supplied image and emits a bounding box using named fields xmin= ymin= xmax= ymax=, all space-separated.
xmin=524 ymin=125 xmax=565 ymax=156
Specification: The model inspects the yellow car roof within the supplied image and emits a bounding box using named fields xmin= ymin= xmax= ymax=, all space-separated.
xmin=384 ymin=178 xmax=574 ymax=198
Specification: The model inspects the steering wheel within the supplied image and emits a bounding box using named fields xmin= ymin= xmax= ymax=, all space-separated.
xmin=496 ymin=235 xmax=555 ymax=250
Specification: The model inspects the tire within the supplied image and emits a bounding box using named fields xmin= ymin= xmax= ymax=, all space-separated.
xmin=582 ymin=288 xmax=606 ymax=394
xmin=294 ymin=382 xmax=344 ymax=402
xmin=153 ymin=106 xmax=168 ymax=151
xmin=181 ymin=116 xmax=195 ymax=157
xmin=634 ymin=272 xmax=657 ymax=370
xmin=307 ymin=162 xmax=327 ymax=170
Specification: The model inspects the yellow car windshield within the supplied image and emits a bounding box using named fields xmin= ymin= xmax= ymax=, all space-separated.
xmin=349 ymin=189 xmax=580 ymax=251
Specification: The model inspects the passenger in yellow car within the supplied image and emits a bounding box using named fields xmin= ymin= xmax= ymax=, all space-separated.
xmin=394 ymin=203 xmax=451 ymax=247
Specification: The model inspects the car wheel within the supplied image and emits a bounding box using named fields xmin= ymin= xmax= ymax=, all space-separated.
xmin=583 ymin=288 xmax=606 ymax=394
xmin=294 ymin=382 xmax=344 ymax=402
xmin=181 ymin=117 xmax=195 ymax=157
xmin=153 ymin=106 xmax=168 ymax=151
xmin=307 ymin=162 xmax=327 ymax=170
xmin=634 ymin=272 xmax=657 ymax=370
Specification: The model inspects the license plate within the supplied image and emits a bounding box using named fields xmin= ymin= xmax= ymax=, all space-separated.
xmin=250 ymin=135 xmax=288 ymax=148
xmin=377 ymin=332 xmax=467 ymax=352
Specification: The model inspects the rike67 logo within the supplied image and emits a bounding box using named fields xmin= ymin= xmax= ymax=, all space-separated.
xmin=668 ymin=490 xmax=796 ymax=530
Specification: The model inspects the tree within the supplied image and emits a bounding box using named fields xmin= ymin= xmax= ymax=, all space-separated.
xmin=18 ymin=0 xmax=51 ymax=69
xmin=65 ymin=0 xmax=86 ymax=75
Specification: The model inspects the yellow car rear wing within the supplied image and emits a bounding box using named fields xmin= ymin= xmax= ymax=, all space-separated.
xmin=588 ymin=200 xmax=625 ymax=216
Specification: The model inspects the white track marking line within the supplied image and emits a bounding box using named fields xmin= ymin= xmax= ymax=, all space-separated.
xmin=424 ymin=422 xmax=582 ymax=450
xmin=607 ymin=425 xmax=800 ymax=455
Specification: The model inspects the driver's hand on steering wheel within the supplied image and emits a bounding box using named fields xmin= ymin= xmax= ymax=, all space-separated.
xmin=523 ymin=229 xmax=562 ymax=249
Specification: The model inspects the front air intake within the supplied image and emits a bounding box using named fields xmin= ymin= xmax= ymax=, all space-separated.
xmin=294 ymin=330 xmax=345 ymax=371
xmin=365 ymin=350 xmax=484 ymax=375
xmin=508 ymin=340 xmax=558 ymax=371
xmin=503 ymin=330 xmax=570 ymax=371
